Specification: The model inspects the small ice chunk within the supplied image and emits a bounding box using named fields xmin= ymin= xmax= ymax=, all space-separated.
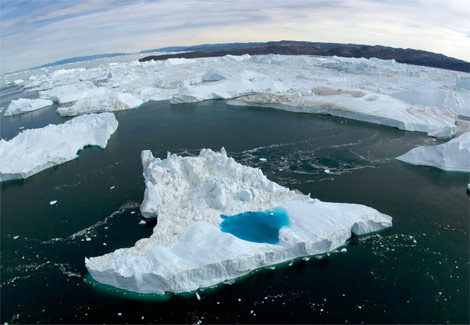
xmin=86 ymin=238 xmax=91 ymax=241
xmin=259 ymin=158 xmax=267 ymax=162
xmin=195 ymin=292 xmax=201 ymax=301
xmin=49 ymin=200 xmax=57 ymax=205
xmin=324 ymin=169 xmax=330 ymax=174
xmin=13 ymin=235 xmax=19 ymax=240
xmin=139 ymin=220 xmax=146 ymax=225
xmin=110 ymin=186 xmax=115 ymax=190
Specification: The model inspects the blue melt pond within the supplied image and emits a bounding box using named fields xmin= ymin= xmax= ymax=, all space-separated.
xmin=220 ymin=207 xmax=290 ymax=244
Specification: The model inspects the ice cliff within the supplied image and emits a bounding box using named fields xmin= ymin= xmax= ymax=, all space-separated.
xmin=8 ymin=54 xmax=468 ymax=137
xmin=0 ymin=113 xmax=118 ymax=181
xmin=396 ymin=132 xmax=470 ymax=172
xmin=86 ymin=149 xmax=392 ymax=294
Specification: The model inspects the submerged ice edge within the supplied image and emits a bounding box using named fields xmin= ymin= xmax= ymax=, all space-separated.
xmin=86 ymin=148 xmax=392 ymax=294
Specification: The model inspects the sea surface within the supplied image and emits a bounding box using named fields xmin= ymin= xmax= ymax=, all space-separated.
xmin=1 ymin=86 xmax=469 ymax=323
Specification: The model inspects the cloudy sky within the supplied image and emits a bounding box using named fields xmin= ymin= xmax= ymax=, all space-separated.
xmin=1 ymin=0 xmax=469 ymax=73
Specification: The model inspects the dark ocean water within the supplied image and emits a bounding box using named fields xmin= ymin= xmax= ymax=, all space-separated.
xmin=1 ymin=91 xmax=468 ymax=323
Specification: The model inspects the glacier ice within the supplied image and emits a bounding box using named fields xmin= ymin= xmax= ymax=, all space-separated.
xmin=0 ymin=113 xmax=118 ymax=181
xmin=4 ymin=98 xmax=53 ymax=116
xmin=9 ymin=54 xmax=467 ymax=137
xmin=396 ymin=132 xmax=470 ymax=172
xmin=86 ymin=148 xmax=392 ymax=294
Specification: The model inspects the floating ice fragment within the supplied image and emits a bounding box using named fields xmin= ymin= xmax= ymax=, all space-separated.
xmin=0 ymin=113 xmax=118 ymax=181
xmin=4 ymin=98 xmax=53 ymax=116
xmin=13 ymin=235 xmax=19 ymax=240
xmin=86 ymin=149 xmax=392 ymax=294
xmin=196 ymin=292 xmax=201 ymax=301
xmin=139 ymin=220 xmax=146 ymax=225
xmin=109 ymin=186 xmax=115 ymax=190
xmin=49 ymin=200 xmax=57 ymax=206
xmin=259 ymin=158 xmax=267 ymax=162
xmin=396 ymin=132 xmax=470 ymax=172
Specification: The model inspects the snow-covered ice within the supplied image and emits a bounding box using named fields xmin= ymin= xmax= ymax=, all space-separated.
xmin=4 ymin=98 xmax=53 ymax=116
xmin=7 ymin=54 xmax=467 ymax=137
xmin=0 ymin=113 xmax=118 ymax=181
xmin=396 ymin=132 xmax=470 ymax=172
xmin=86 ymin=148 xmax=392 ymax=294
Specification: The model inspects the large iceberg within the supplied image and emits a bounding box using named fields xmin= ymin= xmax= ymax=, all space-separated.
xmin=86 ymin=149 xmax=392 ymax=294
xmin=396 ymin=132 xmax=470 ymax=172
xmin=4 ymin=98 xmax=53 ymax=116
xmin=0 ymin=113 xmax=118 ymax=181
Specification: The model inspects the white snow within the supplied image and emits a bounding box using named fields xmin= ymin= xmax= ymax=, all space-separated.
xmin=0 ymin=113 xmax=118 ymax=181
xmin=9 ymin=54 xmax=466 ymax=137
xmin=86 ymin=148 xmax=392 ymax=294
xmin=4 ymin=98 xmax=53 ymax=116
xmin=396 ymin=132 xmax=470 ymax=172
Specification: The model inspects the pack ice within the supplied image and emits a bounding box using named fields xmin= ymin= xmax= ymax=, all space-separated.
xmin=397 ymin=132 xmax=470 ymax=172
xmin=86 ymin=149 xmax=392 ymax=294
xmin=0 ymin=113 xmax=118 ymax=181
xmin=15 ymin=54 xmax=467 ymax=137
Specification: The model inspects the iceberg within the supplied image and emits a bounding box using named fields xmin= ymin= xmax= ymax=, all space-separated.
xmin=396 ymin=132 xmax=470 ymax=172
xmin=227 ymin=91 xmax=457 ymax=138
xmin=4 ymin=98 xmax=53 ymax=116
xmin=0 ymin=113 xmax=118 ymax=181
xmin=57 ymin=91 xmax=143 ymax=116
xmin=39 ymin=81 xmax=101 ymax=104
xmin=86 ymin=149 xmax=392 ymax=294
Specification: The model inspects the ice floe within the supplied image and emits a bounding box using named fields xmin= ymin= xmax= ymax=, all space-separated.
xmin=3 ymin=54 xmax=466 ymax=137
xmin=396 ymin=132 xmax=470 ymax=172
xmin=86 ymin=148 xmax=392 ymax=294
xmin=4 ymin=98 xmax=53 ymax=116
xmin=0 ymin=113 xmax=118 ymax=181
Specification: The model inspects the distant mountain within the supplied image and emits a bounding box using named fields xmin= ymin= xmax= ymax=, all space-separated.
xmin=139 ymin=42 xmax=264 ymax=54
xmin=32 ymin=53 xmax=129 ymax=69
xmin=139 ymin=41 xmax=469 ymax=73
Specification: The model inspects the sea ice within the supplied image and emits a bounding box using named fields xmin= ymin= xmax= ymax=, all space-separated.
xmin=396 ymin=132 xmax=470 ymax=172
xmin=4 ymin=98 xmax=53 ymax=116
xmin=11 ymin=54 xmax=467 ymax=137
xmin=86 ymin=149 xmax=392 ymax=294
xmin=0 ymin=113 xmax=118 ymax=181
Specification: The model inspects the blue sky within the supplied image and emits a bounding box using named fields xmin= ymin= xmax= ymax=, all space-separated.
xmin=1 ymin=0 xmax=469 ymax=73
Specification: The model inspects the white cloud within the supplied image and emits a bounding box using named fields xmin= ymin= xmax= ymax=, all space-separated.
xmin=1 ymin=0 xmax=469 ymax=73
